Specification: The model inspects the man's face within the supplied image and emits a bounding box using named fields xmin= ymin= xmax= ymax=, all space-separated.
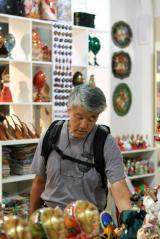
xmin=67 ymin=106 xmax=99 ymax=139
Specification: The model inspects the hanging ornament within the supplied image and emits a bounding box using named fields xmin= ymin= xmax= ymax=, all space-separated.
xmin=72 ymin=71 xmax=84 ymax=86
xmin=91 ymin=37 xmax=101 ymax=66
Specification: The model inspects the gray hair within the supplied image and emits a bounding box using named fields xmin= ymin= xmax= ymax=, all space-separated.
xmin=68 ymin=84 xmax=107 ymax=113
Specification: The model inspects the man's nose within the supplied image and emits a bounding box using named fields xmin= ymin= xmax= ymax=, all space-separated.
xmin=80 ymin=119 xmax=89 ymax=128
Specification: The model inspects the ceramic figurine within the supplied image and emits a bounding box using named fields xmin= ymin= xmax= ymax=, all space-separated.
xmin=32 ymin=29 xmax=43 ymax=60
xmin=115 ymin=136 xmax=125 ymax=151
xmin=40 ymin=0 xmax=57 ymax=21
xmin=23 ymin=0 xmax=40 ymax=18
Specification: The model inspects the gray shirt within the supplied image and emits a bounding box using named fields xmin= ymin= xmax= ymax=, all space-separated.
xmin=31 ymin=121 xmax=125 ymax=211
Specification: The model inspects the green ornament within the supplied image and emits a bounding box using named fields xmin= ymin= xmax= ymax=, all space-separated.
xmin=92 ymin=37 xmax=101 ymax=55
xmin=91 ymin=37 xmax=101 ymax=66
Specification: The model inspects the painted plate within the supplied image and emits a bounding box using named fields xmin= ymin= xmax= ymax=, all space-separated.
xmin=113 ymin=83 xmax=132 ymax=116
xmin=111 ymin=21 xmax=132 ymax=48
xmin=112 ymin=51 xmax=131 ymax=79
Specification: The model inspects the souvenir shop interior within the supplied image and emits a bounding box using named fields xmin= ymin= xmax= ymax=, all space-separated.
xmin=0 ymin=0 xmax=160 ymax=238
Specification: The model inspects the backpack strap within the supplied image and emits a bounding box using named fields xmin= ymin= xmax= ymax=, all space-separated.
xmin=93 ymin=125 xmax=110 ymax=189
xmin=53 ymin=145 xmax=95 ymax=168
xmin=41 ymin=120 xmax=65 ymax=165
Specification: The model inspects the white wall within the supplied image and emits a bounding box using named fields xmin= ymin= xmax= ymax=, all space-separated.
xmin=110 ymin=0 xmax=154 ymax=141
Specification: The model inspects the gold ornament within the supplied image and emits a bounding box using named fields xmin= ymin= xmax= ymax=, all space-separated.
xmin=3 ymin=215 xmax=32 ymax=239
xmin=29 ymin=207 xmax=64 ymax=239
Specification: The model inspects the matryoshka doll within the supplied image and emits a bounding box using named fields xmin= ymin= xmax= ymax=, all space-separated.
xmin=2 ymin=215 xmax=32 ymax=239
xmin=64 ymin=200 xmax=100 ymax=239
xmin=29 ymin=207 xmax=65 ymax=239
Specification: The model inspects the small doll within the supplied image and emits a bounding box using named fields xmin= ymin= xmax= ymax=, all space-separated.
xmin=64 ymin=200 xmax=100 ymax=239
xmin=23 ymin=0 xmax=40 ymax=18
xmin=40 ymin=0 xmax=57 ymax=21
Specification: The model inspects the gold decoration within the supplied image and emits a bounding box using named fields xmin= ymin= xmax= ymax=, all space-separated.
xmin=3 ymin=215 xmax=32 ymax=239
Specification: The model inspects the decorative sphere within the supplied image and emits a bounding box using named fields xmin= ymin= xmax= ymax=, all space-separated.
xmin=72 ymin=71 xmax=84 ymax=86
xmin=4 ymin=33 xmax=15 ymax=53
xmin=33 ymin=70 xmax=46 ymax=89
xmin=29 ymin=207 xmax=64 ymax=239
xmin=92 ymin=37 xmax=101 ymax=55
xmin=3 ymin=215 xmax=32 ymax=239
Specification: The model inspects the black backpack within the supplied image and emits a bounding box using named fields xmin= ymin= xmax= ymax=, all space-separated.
xmin=41 ymin=120 xmax=110 ymax=190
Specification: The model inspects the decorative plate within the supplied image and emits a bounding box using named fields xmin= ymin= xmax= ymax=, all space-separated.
xmin=111 ymin=21 xmax=132 ymax=48
xmin=113 ymin=83 xmax=132 ymax=116
xmin=112 ymin=51 xmax=131 ymax=79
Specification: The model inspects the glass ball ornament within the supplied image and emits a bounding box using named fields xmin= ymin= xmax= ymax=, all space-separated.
xmin=92 ymin=37 xmax=101 ymax=55
xmin=4 ymin=33 xmax=16 ymax=58
xmin=72 ymin=71 xmax=84 ymax=86
xmin=33 ymin=70 xmax=46 ymax=102
xmin=92 ymin=37 xmax=101 ymax=66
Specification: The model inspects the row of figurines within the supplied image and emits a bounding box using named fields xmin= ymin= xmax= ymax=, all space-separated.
xmin=115 ymin=134 xmax=151 ymax=151
xmin=124 ymin=158 xmax=154 ymax=176
xmin=0 ymin=0 xmax=58 ymax=21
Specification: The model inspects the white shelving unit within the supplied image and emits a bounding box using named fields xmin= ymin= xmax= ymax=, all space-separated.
xmin=121 ymin=148 xmax=157 ymax=188
xmin=0 ymin=14 xmax=53 ymax=202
